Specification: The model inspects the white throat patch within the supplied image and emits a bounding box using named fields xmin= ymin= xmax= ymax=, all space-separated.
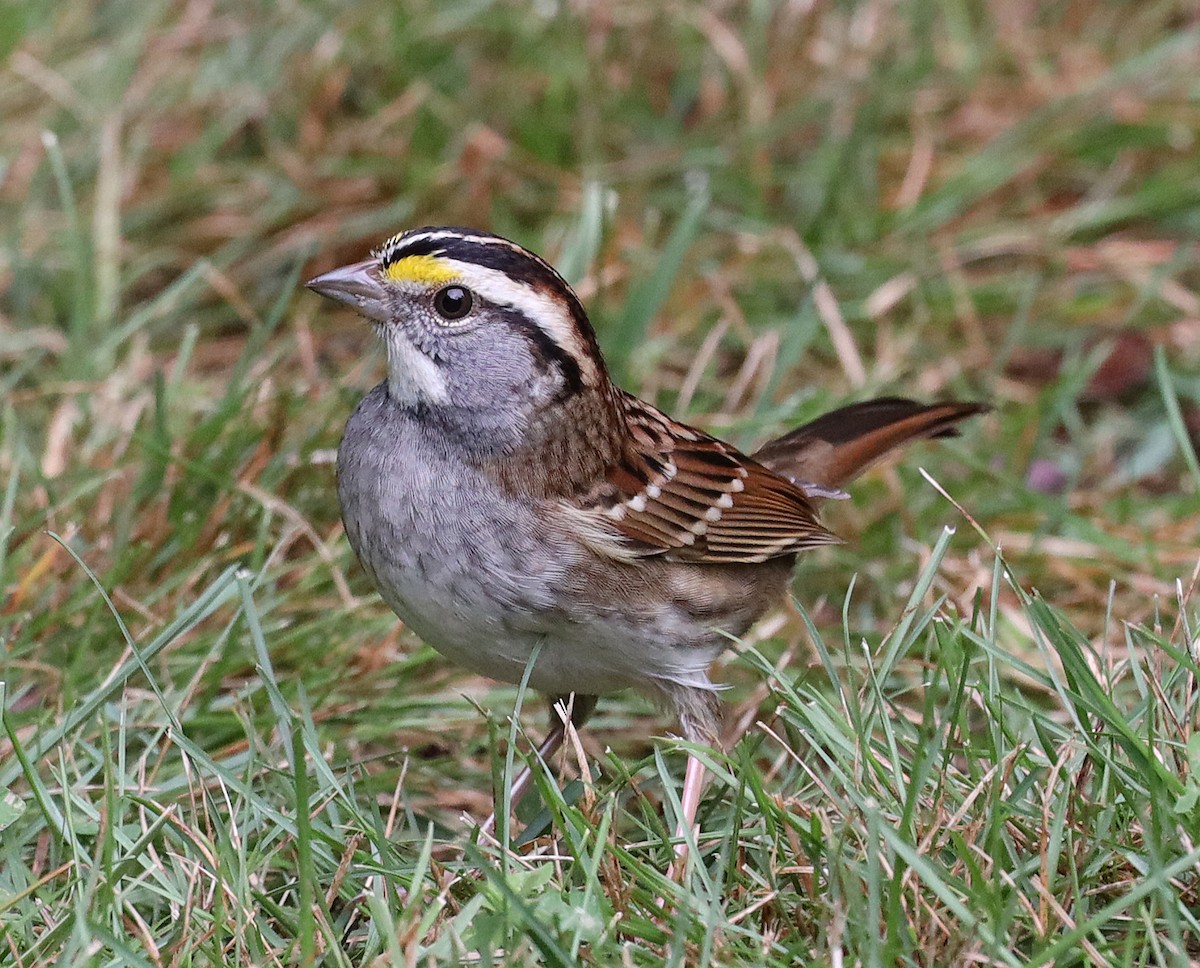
xmin=383 ymin=330 xmax=448 ymax=405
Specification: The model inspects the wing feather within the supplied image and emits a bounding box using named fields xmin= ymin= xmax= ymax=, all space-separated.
xmin=566 ymin=392 xmax=839 ymax=563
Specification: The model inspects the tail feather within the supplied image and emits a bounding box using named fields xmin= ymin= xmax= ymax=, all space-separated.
xmin=753 ymin=397 xmax=988 ymax=493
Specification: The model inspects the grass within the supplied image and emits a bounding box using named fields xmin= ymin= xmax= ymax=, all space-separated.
xmin=2 ymin=0 xmax=1200 ymax=963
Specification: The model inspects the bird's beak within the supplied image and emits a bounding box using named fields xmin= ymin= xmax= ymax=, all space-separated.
xmin=305 ymin=259 xmax=390 ymax=323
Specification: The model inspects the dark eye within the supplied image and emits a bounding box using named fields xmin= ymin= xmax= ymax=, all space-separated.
xmin=433 ymin=285 xmax=473 ymax=321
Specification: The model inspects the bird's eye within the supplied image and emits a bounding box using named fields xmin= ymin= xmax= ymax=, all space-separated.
xmin=433 ymin=285 xmax=473 ymax=321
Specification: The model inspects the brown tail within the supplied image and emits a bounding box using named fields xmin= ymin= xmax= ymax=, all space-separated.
xmin=752 ymin=397 xmax=988 ymax=493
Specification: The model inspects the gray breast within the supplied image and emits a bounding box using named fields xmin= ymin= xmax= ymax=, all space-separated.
xmin=336 ymin=384 xmax=576 ymax=678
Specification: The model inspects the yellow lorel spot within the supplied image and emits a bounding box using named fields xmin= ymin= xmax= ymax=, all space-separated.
xmin=381 ymin=254 xmax=462 ymax=286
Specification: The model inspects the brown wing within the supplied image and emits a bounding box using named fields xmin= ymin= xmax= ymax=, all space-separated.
xmin=568 ymin=392 xmax=838 ymax=564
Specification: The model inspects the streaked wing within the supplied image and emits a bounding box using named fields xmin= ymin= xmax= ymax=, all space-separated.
xmin=569 ymin=392 xmax=838 ymax=564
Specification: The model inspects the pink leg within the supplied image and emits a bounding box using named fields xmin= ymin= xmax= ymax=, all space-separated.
xmin=666 ymin=751 xmax=707 ymax=881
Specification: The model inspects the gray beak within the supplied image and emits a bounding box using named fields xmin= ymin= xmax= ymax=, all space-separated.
xmin=305 ymin=259 xmax=390 ymax=323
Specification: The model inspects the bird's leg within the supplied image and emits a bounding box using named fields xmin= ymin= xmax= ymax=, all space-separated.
xmin=665 ymin=752 xmax=707 ymax=882
xmin=481 ymin=693 xmax=597 ymax=836
xmin=505 ymin=692 xmax=598 ymax=818
xmin=662 ymin=686 xmax=721 ymax=883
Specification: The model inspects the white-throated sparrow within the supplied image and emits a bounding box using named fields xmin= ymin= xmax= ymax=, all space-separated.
xmin=307 ymin=226 xmax=985 ymax=859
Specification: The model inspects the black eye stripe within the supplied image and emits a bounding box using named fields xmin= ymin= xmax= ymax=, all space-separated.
xmin=378 ymin=228 xmax=610 ymax=387
xmin=422 ymin=242 xmax=604 ymax=375
xmin=495 ymin=307 xmax=584 ymax=397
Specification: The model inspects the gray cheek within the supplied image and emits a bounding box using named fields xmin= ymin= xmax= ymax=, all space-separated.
xmin=447 ymin=338 xmax=534 ymax=402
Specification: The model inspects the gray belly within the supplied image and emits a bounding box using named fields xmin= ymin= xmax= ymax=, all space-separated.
xmin=336 ymin=385 xmax=791 ymax=699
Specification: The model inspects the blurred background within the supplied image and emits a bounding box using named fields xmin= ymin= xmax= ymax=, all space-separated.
xmin=3 ymin=0 xmax=1199 ymax=962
